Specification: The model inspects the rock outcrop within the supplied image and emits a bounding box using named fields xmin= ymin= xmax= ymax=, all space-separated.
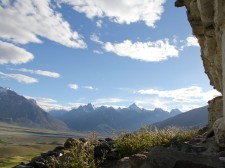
xmin=208 ymin=96 xmax=223 ymax=127
xmin=175 ymin=0 xmax=225 ymax=147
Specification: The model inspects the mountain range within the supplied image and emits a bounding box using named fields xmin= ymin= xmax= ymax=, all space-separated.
xmin=0 ymin=86 xmax=209 ymax=133
xmin=0 ymin=87 xmax=68 ymax=131
xmin=50 ymin=103 xmax=182 ymax=133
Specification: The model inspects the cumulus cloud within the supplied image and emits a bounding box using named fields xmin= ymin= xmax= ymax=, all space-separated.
xmin=59 ymin=0 xmax=166 ymax=27
xmin=0 ymin=72 xmax=38 ymax=84
xmin=0 ymin=41 xmax=34 ymax=65
xmin=186 ymin=36 xmax=199 ymax=47
xmin=96 ymin=20 xmax=103 ymax=28
xmin=90 ymin=33 xmax=103 ymax=44
xmin=68 ymin=83 xmax=79 ymax=90
xmin=11 ymin=68 xmax=60 ymax=78
xmin=137 ymin=86 xmax=221 ymax=103
xmin=0 ymin=0 xmax=86 ymax=48
xmin=103 ymin=39 xmax=179 ymax=62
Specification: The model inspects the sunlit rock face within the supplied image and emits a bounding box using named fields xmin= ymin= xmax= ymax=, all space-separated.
xmin=176 ymin=0 xmax=223 ymax=93
xmin=208 ymin=96 xmax=223 ymax=127
xmin=175 ymin=0 xmax=225 ymax=146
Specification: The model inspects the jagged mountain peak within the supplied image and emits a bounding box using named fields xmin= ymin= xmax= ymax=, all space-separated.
xmin=0 ymin=87 xmax=14 ymax=95
xmin=129 ymin=103 xmax=142 ymax=112
xmin=86 ymin=103 xmax=94 ymax=108
xmin=77 ymin=103 xmax=95 ymax=112
xmin=153 ymin=108 xmax=165 ymax=112
xmin=170 ymin=109 xmax=182 ymax=114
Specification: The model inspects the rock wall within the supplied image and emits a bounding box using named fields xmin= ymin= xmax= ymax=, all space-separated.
xmin=175 ymin=0 xmax=224 ymax=126
xmin=208 ymin=96 xmax=223 ymax=127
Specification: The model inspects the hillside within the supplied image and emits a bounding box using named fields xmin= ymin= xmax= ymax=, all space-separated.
xmin=51 ymin=103 xmax=182 ymax=133
xmin=0 ymin=87 xmax=69 ymax=131
xmin=153 ymin=106 xmax=208 ymax=129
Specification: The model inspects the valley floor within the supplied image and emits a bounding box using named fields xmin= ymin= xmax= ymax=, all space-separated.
xmin=0 ymin=122 xmax=87 ymax=168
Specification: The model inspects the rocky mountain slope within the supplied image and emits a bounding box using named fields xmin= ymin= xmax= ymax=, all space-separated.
xmin=153 ymin=106 xmax=208 ymax=129
xmin=0 ymin=87 xmax=68 ymax=131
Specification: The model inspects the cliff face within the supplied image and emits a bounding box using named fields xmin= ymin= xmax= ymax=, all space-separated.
xmin=175 ymin=0 xmax=224 ymax=127
xmin=175 ymin=0 xmax=225 ymax=147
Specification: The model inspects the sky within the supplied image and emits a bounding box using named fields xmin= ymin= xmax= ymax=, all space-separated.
xmin=0 ymin=0 xmax=221 ymax=112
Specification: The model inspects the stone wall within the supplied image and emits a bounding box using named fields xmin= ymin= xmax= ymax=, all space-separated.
xmin=175 ymin=0 xmax=224 ymax=127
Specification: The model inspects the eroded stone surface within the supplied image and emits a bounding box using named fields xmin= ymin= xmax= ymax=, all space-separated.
xmin=175 ymin=0 xmax=225 ymax=146
xmin=208 ymin=96 xmax=223 ymax=127
xmin=141 ymin=146 xmax=225 ymax=168
xmin=179 ymin=0 xmax=224 ymax=93
xmin=213 ymin=118 xmax=225 ymax=147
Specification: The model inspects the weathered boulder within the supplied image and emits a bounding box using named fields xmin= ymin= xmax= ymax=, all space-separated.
xmin=169 ymin=139 xmax=207 ymax=153
xmin=94 ymin=141 xmax=111 ymax=158
xmin=174 ymin=160 xmax=215 ymax=168
xmin=64 ymin=138 xmax=80 ymax=148
xmin=141 ymin=146 xmax=225 ymax=168
xmin=213 ymin=117 xmax=225 ymax=147
xmin=129 ymin=153 xmax=147 ymax=168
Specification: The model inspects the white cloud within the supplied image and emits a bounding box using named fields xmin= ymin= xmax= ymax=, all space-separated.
xmin=60 ymin=0 xmax=166 ymax=27
xmin=180 ymin=105 xmax=202 ymax=112
xmin=202 ymin=90 xmax=221 ymax=102
xmin=25 ymin=96 xmax=72 ymax=111
xmin=186 ymin=36 xmax=199 ymax=47
xmin=93 ymin=98 xmax=128 ymax=105
xmin=135 ymin=98 xmax=170 ymax=111
xmin=0 ymin=41 xmax=34 ymax=65
xmin=0 ymin=72 xmax=38 ymax=84
xmin=68 ymin=102 xmax=86 ymax=108
xmin=96 ymin=20 xmax=103 ymax=28
xmin=25 ymin=96 xmax=57 ymax=103
xmin=103 ymin=39 xmax=179 ymax=62
xmin=98 ymin=105 xmax=127 ymax=109
xmin=0 ymin=0 xmax=86 ymax=48
xmin=90 ymin=33 xmax=103 ymax=44
xmin=93 ymin=50 xmax=103 ymax=54
xmin=40 ymin=103 xmax=71 ymax=111
xmin=133 ymin=96 xmax=209 ymax=112
xmin=11 ymin=68 xmax=60 ymax=78
xmin=137 ymin=86 xmax=221 ymax=103
xmin=68 ymin=83 xmax=79 ymax=90
xmin=83 ymin=86 xmax=95 ymax=90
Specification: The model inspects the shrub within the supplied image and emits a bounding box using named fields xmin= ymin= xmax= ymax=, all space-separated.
xmin=60 ymin=134 xmax=105 ymax=168
xmin=62 ymin=141 xmax=96 ymax=168
xmin=114 ymin=126 xmax=198 ymax=157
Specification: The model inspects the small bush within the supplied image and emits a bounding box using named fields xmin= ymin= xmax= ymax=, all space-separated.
xmin=60 ymin=134 xmax=105 ymax=168
xmin=62 ymin=141 xmax=96 ymax=168
xmin=114 ymin=126 xmax=198 ymax=157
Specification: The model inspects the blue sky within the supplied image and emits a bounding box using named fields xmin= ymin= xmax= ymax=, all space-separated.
xmin=0 ymin=0 xmax=221 ymax=111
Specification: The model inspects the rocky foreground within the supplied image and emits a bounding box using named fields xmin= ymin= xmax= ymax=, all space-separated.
xmin=15 ymin=130 xmax=225 ymax=168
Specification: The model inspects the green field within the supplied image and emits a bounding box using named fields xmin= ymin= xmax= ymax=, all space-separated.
xmin=0 ymin=122 xmax=87 ymax=168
